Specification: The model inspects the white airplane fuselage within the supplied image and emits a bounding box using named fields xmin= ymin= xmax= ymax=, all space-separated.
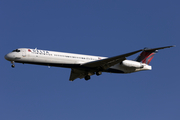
xmin=5 ymin=46 xmax=174 ymax=81
xmin=5 ymin=48 xmax=151 ymax=74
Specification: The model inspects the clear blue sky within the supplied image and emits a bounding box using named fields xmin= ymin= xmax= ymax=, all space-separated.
xmin=1 ymin=1 xmax=179 ymax=120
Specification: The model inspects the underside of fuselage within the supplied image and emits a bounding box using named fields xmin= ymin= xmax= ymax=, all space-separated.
xmin=14 ymin=61 xmax=125 ymax=73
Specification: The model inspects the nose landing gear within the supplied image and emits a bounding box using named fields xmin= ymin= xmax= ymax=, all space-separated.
xmin=11 ymin=65 xmax=15 ymax=68
xmin=11 ymin=61 xmax=15 ymax=68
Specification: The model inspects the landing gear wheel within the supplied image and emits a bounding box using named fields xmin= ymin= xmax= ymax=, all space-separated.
xmin=11 ymin=65 xmax=15 ymax=68
xmin=96 ymin=71 xmax=102 ymax=76
xmin=84 ymin=75 xmax=91 ymax=81
xmin=11 ymin=61 xmax=15 ymax=68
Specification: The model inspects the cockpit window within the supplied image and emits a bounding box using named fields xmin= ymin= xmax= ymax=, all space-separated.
xmin=12 ymin=49 xmax=20 ymax=52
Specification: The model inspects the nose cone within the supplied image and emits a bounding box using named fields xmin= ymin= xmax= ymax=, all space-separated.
xmin=4 ymin=53 xmax=14 ymax=61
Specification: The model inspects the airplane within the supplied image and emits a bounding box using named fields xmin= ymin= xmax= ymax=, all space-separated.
xmin=4 ymin=45 xmax=174 ymax=81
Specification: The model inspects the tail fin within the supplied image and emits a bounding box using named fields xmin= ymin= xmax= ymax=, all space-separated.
xmin=135 ymin=45 xmax=175 ymax=64
xmin=135 ymin=49 xmax=158 ymax=65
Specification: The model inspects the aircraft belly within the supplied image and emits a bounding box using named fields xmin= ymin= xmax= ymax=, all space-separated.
xmin=14 ymin=55 xmax=81 ymax=68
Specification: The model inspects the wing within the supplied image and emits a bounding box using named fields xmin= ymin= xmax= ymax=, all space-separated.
xmin=81 ymin=49 xmax=143 ymax=70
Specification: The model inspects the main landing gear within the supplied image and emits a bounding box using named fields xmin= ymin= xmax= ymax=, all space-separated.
xmin=85 ymin=75 xmax=91 ymax=81
xmin=96 ymin=71 xmax=102 ymax=76
xmin=84 ymin=71 xmax=102 ymax=81
xmin=11 ymin=61 xmax=15 ymax=68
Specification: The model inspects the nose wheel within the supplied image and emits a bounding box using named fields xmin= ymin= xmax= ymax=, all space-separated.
xmin=11 ymin=61 xmax=15 ymax=68
xmin=11 ymin=65 xmax=15 ymax=68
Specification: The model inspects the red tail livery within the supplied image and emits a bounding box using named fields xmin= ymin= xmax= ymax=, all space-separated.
xmin=135 ymin=50 xmax=158 ymax=65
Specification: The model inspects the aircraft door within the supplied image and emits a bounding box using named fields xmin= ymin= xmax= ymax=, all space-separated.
xmin=22 ymin=50 xmax=26 ymax=57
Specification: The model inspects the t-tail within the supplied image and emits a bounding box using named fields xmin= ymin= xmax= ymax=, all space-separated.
xmin=135 ymin=45 xmax=175 ymax=65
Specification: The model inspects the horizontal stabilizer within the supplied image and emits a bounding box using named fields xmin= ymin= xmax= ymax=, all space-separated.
xmin=135 ymin=45 xmax=175 ymax=64
xmin=143 ymin=45 xmax=175 ymax=52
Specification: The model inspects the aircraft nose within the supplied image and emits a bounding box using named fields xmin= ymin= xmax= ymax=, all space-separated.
xmin=4 ymin=53 xmax=13 ymax=61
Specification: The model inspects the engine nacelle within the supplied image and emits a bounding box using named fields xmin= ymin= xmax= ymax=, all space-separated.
xmin=120 ymin=60 xmax=144 ymax=68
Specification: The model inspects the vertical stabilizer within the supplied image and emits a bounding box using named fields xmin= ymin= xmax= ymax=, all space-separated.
xmin=135 ymin=49 xmax=158 ymax=65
